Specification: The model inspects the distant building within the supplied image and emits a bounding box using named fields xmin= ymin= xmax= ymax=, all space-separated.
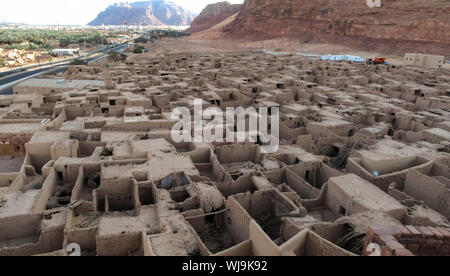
xmin=403 ymin=53 xmax=445 ymax=69
xmin=52 ymin=48 xmax=80 ymax=56
xmin=320 ymin=55 xmax=365 ymax=63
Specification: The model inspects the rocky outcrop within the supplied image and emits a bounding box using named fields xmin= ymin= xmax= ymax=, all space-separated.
xmin=89 ymin=1 xmax=196 ymax=26
xmin=222 ymin=0 xmax=450 ymax=56
xmin=187 ymin=1 xmax=242 ymax=33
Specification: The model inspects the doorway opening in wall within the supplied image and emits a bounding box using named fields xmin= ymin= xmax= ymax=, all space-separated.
xmin=109 ymin=100 xmax=116 ymax=106
xmin=305 ymin=170 xmax=311 ymax=183
xmin=205 ymin=213 xmax=215 ymax=224
xmin=276 ymin=83 xmax=286 ymax=89
xmin=97 ymin=197 xmax=106 ymax=212
xmin=256 ymin=135 xmax=263 ymax=146
xmin=57 ymin=171 xmax=63 ymax=181
xmin=388 ymin=129 xmax=395 ymax=136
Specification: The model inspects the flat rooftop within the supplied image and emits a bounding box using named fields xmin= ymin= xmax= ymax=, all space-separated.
xmin=0 ymin=122 xmax=41 ymax=133
xmin=16 ymin=78 xmax=105 ymax=90
xmin=329 ymin=174 xmax=406 ymax=213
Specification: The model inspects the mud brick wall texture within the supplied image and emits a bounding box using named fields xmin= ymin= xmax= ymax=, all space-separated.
xmin=0 ymin=133 xmax=33 ymax=156
xmin=364 ymin=225 xmax=450 ymax=256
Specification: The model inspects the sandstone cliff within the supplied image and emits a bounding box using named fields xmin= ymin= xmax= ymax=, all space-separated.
xmin=221 ymin=0 xmax=450 ymax=56
xmin=187 ymin=1 xmax=242 ymax=33
xmin=89 ymin=1 xmax=196 ymax=26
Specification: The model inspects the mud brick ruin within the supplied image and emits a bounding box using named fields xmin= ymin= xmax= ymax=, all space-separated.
xmin=0 ymin=50 xmax=449 ymax=256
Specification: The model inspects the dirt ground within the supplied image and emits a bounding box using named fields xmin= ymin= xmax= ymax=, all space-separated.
xmin=0 ymin=156 xmax=24 ymax=173
xmin=143 ymin=37 xmax=449 ymax=69
xmin=198 ymin=222 xmax=235 ymax=254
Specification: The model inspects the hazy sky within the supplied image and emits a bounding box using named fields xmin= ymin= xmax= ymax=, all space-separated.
xmin=0 ymin=0 xmax=244 ymax=25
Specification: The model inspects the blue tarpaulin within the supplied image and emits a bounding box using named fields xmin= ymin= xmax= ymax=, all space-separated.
xmin=321 ymin=55 xmax=365 ymax=63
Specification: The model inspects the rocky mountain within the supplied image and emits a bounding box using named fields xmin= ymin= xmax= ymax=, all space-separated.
xmin=220 ymin=0 xmax=450 ymax=56
xmin=187 ymin=1 xmax=242 ymax=33
xmin=89 ymin=1 xmax=196 ymax=26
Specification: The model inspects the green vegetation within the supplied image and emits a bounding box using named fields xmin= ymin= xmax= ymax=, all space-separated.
xmin=134 ymin=36 xmax=148 ymax=44
xmin=0 ymin=29 xmax=120 ymax=51
xmin=147 ymin=29 xmax=190 ymax=40
xmin=3 ymin=42 xmax=43 ymax=51
xmin=133 ymin=46 xmax=145 ymax=54
xmin=0 ymin=57 xmax=4 ymax=68
xmin=70 ymin=59 xmax=89 ymax=66
xmin=133 ymin=29 xmax=188 ymax=44
xmin=107 ymin=52 xmax=127 ymax=62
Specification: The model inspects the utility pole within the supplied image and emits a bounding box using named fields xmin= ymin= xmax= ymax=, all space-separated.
xmin=300 ymin=38 xmax=303 ymax=55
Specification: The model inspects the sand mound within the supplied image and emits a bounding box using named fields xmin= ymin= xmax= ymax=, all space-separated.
xmin=188 ymin=12 xmax=239 ymax=41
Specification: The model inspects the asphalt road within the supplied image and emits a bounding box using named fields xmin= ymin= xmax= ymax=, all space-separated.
xmin=0 ymin=43 xmax=126 ymax=78
xmin=0 ymin=55 xmax=100 ymax=95
xmin=0 ymin=44 xmax=126 ymax=95
xmin=0 ymin=63 xmax=67 ymax=86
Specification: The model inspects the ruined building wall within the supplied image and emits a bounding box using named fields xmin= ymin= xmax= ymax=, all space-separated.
xmin=404 ymin=170 xmax=450 ymax=219
xmin=0 ymin=133 xmax=33 ymax=156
